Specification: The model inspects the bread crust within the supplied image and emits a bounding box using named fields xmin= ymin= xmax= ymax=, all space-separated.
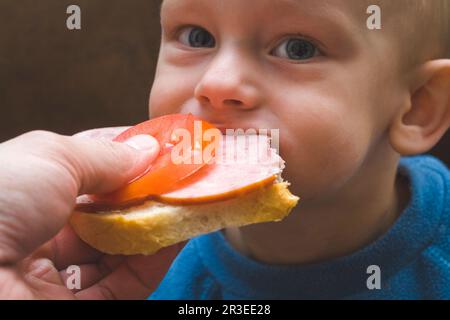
xmin=70 ymin=182 xmax=299 ymax=255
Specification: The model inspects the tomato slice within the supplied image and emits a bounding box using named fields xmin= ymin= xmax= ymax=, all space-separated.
xmin=92 ymin=113 xmax=217 ymax=205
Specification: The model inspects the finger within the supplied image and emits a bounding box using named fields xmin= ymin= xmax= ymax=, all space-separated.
xmin=66 ymin=133 xmax=160 ymax=195
xmin=21 ymin=258 xmax=76 ymax=299
xmin=59 ymin=255 xmax=124 ymax=292
xmin=73 ymin=127 xmax=130 ymax=140
xmin=48 ymin=225 xmax=103 ymax=270
xmin=0 ymin=131 xmax=159 ymax=265
xmin=75 ymin=243 xmax=183 ymax=300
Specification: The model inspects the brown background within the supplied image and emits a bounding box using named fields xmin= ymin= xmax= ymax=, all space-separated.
xmin=0 ymin=0 xmax=161 ymax=139
xmin=0 ymin=1 xmax=449 ymax=164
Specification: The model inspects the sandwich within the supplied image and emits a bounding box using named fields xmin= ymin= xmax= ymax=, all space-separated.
xmin=70 ymin=113 xmax=299 ymax=255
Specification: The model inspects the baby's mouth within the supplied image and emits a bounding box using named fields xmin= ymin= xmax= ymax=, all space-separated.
xmin=213 ymin=124 xmax=274 ymax=138
xmin=212 ymin=124 xmax=280 ymax=157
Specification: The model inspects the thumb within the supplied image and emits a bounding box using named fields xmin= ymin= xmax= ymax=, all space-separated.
xmin=68 ymin=134 xmax=160 ymax=195
xmin=0 ymin=132 xmax=160 ymax=264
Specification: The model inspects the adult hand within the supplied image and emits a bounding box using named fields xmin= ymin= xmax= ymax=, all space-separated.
xmin=0 ymin=128 xmax=181 ymax=299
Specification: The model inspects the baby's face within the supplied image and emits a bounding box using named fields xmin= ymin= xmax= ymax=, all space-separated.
xmin=149 ymin=0 xmax=406 ymax=201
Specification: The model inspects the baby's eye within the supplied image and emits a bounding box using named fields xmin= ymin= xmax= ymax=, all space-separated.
xmin=271 ymin=38 xmax=318 ymax=61
xmin=178 ymin=26 xmax=215 ymax=48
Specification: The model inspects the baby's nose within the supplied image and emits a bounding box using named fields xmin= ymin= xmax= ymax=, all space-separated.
xmin=194 ymin=54 xmax=261 ymax=110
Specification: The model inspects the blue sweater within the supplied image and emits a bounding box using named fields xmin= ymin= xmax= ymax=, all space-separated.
xmin=150 ymin=156 xmax=450 ymax=299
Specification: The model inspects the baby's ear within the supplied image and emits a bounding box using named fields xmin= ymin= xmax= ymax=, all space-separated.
xmin=389 ymin=59 xmax=450 ymax=155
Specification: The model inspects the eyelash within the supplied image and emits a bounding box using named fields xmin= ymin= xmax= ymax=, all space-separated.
xmin=172 ymin=25 xmax=323 ymax=61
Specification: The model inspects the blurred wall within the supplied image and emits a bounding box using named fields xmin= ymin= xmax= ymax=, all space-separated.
xmin=0 ymin=0 xmax=161 ymax=140
xmin=0 ymin=1 xmax=448 ymax=164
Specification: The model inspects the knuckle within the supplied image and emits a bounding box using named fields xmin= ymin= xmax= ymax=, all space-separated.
xmin=22 ymin=130 xmax=66 ymax=153
xmin=22 ymin=132 xmax=79 ymax=186
xmin=96 ymin=283 xmax=117 ymax=300
xmin=23 ymin=130 xmax=59 ymax=141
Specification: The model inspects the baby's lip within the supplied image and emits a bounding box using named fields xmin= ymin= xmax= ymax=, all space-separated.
xmin=212 ymin=123 xmax=250 ymax=133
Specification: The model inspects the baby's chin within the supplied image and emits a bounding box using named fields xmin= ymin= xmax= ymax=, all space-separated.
xmin=281 ymin=154 xmax=364 ymax=204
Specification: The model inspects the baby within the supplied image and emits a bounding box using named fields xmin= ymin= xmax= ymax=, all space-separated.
xmin=148 ymin=0 xmax=450 ymax=299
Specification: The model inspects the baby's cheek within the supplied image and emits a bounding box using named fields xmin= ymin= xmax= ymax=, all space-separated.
xmin=149 ymin=79 xmax=180 ymax=117
xmin=280 ymin=112 xmax=371 ymax=200
xmin=148 ymin=66 xmax=196 ymax=117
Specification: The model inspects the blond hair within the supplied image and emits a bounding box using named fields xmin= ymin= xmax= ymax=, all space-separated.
xmin=376 ymin=0 xmax=450 ymax=64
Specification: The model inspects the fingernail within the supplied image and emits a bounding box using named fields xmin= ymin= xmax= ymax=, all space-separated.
xmin=124 ymin=135 xmax=159 ymax=153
